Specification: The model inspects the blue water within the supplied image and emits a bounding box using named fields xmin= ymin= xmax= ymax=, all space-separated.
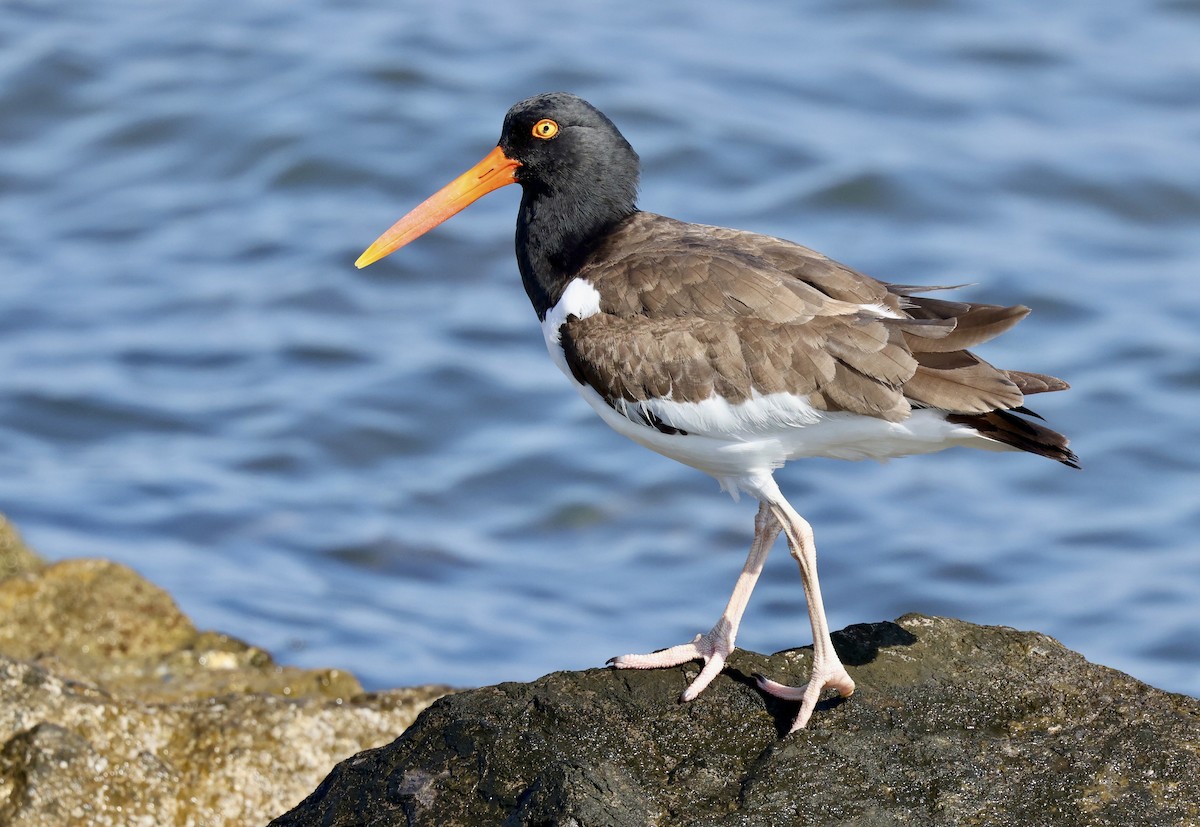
xmin=2 ymin=1 xmax=1198 ymax=698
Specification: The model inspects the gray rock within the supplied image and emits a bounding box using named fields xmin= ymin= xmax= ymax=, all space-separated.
xmin=273 ymin=615 xmax=1200 ymax=827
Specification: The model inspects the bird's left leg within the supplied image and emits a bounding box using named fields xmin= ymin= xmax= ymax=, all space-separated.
xmin=609 ymin=500 xmax=780 ymax=701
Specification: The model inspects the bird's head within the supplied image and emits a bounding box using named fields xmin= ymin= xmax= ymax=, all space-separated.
xmin=355 ymin=93 xmax=638 ymax=269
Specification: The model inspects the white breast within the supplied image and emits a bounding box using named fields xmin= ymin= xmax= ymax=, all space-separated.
xmin=540 ymin=277 xmax=603 ymax=374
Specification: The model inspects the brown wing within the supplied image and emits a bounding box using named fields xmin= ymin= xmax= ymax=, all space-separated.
xmin=563 ymin=213 xmax=1050 ymax=425
xmin=560 ymin=313 xmax=915 ymax=423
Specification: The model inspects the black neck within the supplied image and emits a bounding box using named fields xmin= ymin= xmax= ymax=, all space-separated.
xmin=515 ymin=183 xmax=637 ymax=320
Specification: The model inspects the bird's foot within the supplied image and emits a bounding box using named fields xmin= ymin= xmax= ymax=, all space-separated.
xmin=754 ymin=657 xmax=855 ymax=732
xmin=608 ymin=629 xmax=733 ymax=702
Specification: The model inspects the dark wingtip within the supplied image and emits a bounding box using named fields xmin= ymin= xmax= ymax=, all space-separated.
xmin=948 ymin=407 xmax=1078 ymax=469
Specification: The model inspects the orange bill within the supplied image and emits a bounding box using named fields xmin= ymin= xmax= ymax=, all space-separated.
xmin=355 ymin=145 xmax=521 ymax=269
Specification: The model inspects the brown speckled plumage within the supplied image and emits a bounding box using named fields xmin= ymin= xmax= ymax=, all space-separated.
xmin=557 ymin=212 xmax=1073 ymax=463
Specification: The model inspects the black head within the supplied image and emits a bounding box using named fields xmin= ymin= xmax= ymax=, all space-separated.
xmin=354 ymin=93 xmax=639 ymax=315
xmin=500 ymin=94 xmax=642 ymax=314
xmin=498 ymin=92 xmax=640 ymax=213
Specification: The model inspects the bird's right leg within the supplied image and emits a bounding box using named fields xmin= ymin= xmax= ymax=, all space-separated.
xmin=609 ymin=500 xmax=780 ymax=702
xmin=752 ymin=484 xmax=855 ymax=731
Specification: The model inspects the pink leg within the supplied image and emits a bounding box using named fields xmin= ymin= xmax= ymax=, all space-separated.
xmin=609 ymin=501 xmax=780 ymax=701
xmin=751 ymin=480 xmax=855 ymax=731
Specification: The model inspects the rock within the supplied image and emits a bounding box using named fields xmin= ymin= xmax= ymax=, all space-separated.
xmin=0 ymin=557 xmax=363 ymax=703
xmin=273 ymin=616 xmax=1200 ymax=827
xmin=0 ymin=655 xmax=447 ymax=827
xmin=0 ymin=518 xmax=450 ymax=827
xmin=6 ymin=508 xmax=1197 ymax=826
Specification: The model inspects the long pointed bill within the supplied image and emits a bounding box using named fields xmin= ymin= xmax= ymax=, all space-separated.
xmin=355 ymin=145 xmax=521 ymax=269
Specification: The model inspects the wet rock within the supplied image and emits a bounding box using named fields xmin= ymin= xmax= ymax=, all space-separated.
xmin=0 ymin=518 xmax=449 ymax=827
xmin=274 ymin=615 xmax=1200 ymax=827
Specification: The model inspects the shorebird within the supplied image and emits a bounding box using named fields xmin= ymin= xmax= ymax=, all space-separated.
xmin=355 ymin=93 xmax=1077 ymax=732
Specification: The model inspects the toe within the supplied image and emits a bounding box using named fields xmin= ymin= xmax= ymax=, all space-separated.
xmin=756 ymin=662 xmax=856 ymax=731
xmin=679 ymin=651 xmax=727 ymax=702
xmin=754 ymin=673 xmax=809 ymax=701
xmin=609 ymin=640 xmax=704 ymax=671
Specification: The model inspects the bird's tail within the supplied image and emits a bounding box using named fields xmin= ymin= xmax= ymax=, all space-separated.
xmin=948 ymin=406 xmax=1079 ymax=468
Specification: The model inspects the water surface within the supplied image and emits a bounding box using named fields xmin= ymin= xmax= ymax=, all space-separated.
xmin=1 ymin=0 xmax=1198 ymax=696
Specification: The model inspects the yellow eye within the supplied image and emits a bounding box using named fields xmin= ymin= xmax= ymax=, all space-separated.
xmin=531 ymin=118 xmax=559 ymax=140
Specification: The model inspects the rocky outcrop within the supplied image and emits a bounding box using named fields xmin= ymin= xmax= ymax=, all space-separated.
xmin=0 ymin=517 xmax=448 ymax=827
xmin=4 ymin=512 xmax=1198 ymax=826
xmin=274 ymin=615 xmax=1200 ymax=827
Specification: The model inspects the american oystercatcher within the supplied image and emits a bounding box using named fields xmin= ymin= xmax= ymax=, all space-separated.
xmin=356 ymin=93 xmax=1077 ymax=732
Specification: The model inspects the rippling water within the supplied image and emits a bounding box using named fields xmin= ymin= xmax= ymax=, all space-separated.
xmin=2 ymin=1 xmax=1198 ymax=697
